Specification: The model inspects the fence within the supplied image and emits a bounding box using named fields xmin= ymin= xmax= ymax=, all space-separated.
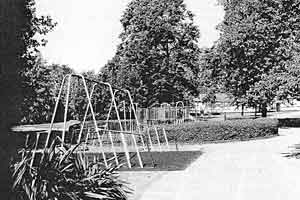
xmin=136 ymin=106 xmax=191 ymax=125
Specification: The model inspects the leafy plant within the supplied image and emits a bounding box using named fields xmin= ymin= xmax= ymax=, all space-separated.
xmin=12 ymin=139 xmax=131 ymax=200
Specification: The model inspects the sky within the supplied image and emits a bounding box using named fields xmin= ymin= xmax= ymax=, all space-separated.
xmin=35 ymin=0 xmax=224 ymax=73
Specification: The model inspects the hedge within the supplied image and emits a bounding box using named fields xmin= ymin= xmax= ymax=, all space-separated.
xmin=278 ymin=118 xmax=300 ymax=127
xmin=162 ymin=118 xmax=279 ymax=144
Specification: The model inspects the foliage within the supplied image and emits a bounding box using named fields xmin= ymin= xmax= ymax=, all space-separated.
xmin=47 ymin=63 xmax=79 ymax=122
xmin=101 ymin=0 xmax=201 ymax=107
xmin=21 ymin=61 xmax=116 ymax=124
xmin=12 ymin=140 xmax=130 ymax=200
xmin=204 ymin=0 xmax=300 ymax=116
xmin=163 ymin=118 xmax=278 ymax=143
xmin=201 ymin=91 xmax=217 ymax=104
xmin=0 ymin=0 xmax=25 ymax=197
xmin=47 ymin=63 xmax=75 ymax=98
xmin=0 ymin=0 xmax=56 ymax=196
xmin=62 ymin=70 xmax=115 ymax=121
xmin=20 ymin=55 xmax=53 ymax=124
xmin=20 ymin=61 xmax=75 ymax=124
xmin=278 ymin=118 xmax=300 ymax=127
xmin=18 ymin=0 xmax=56 ymax=124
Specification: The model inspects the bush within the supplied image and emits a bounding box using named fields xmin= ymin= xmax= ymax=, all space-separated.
xmin=278 ymin=118 xmax=300 ymax=127
xmin=12 ymin=139 xmax=130 ymax=200
xmin=163 ymin=118 xmax=279 ymax=144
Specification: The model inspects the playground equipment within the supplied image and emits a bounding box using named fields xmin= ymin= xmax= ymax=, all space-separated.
xmin=140 ymin=124 xmax=170 ymax=151
xmin=175 ymin=101 xmax=185 ymax=124
xmin=46 ymin=74 xmax=144 ymax=168
xmin=14 ymin=74 xmax=171 ymax=169
xmin=136 ymin=102 xmax=191 ymax=125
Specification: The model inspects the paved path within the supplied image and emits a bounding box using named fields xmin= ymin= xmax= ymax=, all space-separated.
xmin=139 ymin=128 xmax=300 ymax=200
xmin=270 ymin=111 xmax=300 ymax=119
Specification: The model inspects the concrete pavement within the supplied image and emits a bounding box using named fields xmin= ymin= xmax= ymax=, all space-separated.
xmin=139 ymin=128 xmax=300 ymax=200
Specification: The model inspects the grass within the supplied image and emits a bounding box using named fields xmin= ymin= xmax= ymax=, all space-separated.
xmin=84 ymin=151 xmax=202 ymax=171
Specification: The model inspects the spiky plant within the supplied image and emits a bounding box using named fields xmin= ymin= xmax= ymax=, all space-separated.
xmin=12 ymin=138 xmax=131 ymax=200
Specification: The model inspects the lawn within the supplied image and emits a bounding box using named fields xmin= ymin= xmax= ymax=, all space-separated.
xmin=84 ymin=151 xmax=202 ymax=171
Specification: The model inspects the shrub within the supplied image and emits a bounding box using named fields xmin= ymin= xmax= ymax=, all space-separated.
xmin=163 ymin=118 xmax=278 ymax=144
xmin=278 ymin=118 xmax=300 ymax=127
xmin=12 ymin=139 xmax=130 ymax=200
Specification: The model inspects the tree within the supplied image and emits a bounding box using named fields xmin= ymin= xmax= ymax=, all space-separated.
xmin=198 ymin=47 xmax=224 ymax=104
xmin=20 ymin=54 xmax=53 ymax=124
xmin=208 ymin=0 xmax=300 ymax=117
xmin=21 ymin=62 xmax=77 ymax=124
xmin=19 ymin=1 xmax=56 ymax=123
xmin=0 ymin=0 xmax=55 ymax=197
xmin=101 ymin=0 xmax=201 ymax=107
xmin=0 ymin=1 xmax=24 ymax=197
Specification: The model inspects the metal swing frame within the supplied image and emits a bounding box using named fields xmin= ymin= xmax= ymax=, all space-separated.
xmin=43 ymin=74 xmax=143 ymax=169
xmin=77 ymin=84 xmax=145 ymax=168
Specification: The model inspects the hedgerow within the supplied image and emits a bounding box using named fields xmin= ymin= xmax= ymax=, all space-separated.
xmin=163 ymin=118 xmax=278 ymax=143
xmin=278 ymin=118 xmax=300 ymax=127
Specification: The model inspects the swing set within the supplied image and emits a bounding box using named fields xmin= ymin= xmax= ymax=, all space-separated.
xmin=15 ymin=74 xmax=171 ymax=169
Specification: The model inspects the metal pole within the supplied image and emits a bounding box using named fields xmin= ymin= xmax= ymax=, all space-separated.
xmin=45 ymin=75 xmax=69 ymax=149
xmin=112 ymin=89 xmax=144 ymax=168
xmin=124 ymin=89 xmax=146 ymax=150
xmin=129 ymin=104 xmax=132 ymax=132
xmin=108 ymin=131 xmax=119 ymax=165
xmin=154 ymin=126 xmax=162 ymax=152
xmin=130 ymin=129 xmax=143 ymax=168
xmin=107 ymin=87 xmax=132 ymax=168
xmin=22 ymin=134 xmax=30 ymax=159
xmin=162 ymin=128 xmax=169 ymax=149
xmin=83 ymin=127 xmax=91 ymax=163
xmin=122 ymin=100 xmax=126 ymax=131
xmin=62 ymin=75 xmax=72 ymax=147
xmin=30 ymin=132 xmax=41 ymax=167
xmin=77 ymin=84 xmax=97 ymax=144
xmin=105 ymin=91 xmax=138 ymax=167
xmin=147 ymin=127 xmax=153 ymax=150
xmin=121 ymin=93 xmax=144 ymax=168
xmin=80 ymin=75 xmax=108 ymax=168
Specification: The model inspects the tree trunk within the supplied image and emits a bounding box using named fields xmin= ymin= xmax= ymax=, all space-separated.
xmin=0 ymin=1 xmax=23 ymax=198
xmin=261 ymin=103 xmax=267 ymax=117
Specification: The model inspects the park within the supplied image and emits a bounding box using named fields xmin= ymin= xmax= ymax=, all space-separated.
xmin=2 ymin=0 xmax=300 ymax=200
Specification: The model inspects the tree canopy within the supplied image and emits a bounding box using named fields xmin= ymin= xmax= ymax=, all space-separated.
xmin=203 ymin=0 xmax=300 ymax=116
xmin=101 ymin=0 xmax=201 ymax=107
xmin=0 ymin=0 xmax=56 ymax=197
xmin=19 ymin=0 xmax=57 ymax=124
